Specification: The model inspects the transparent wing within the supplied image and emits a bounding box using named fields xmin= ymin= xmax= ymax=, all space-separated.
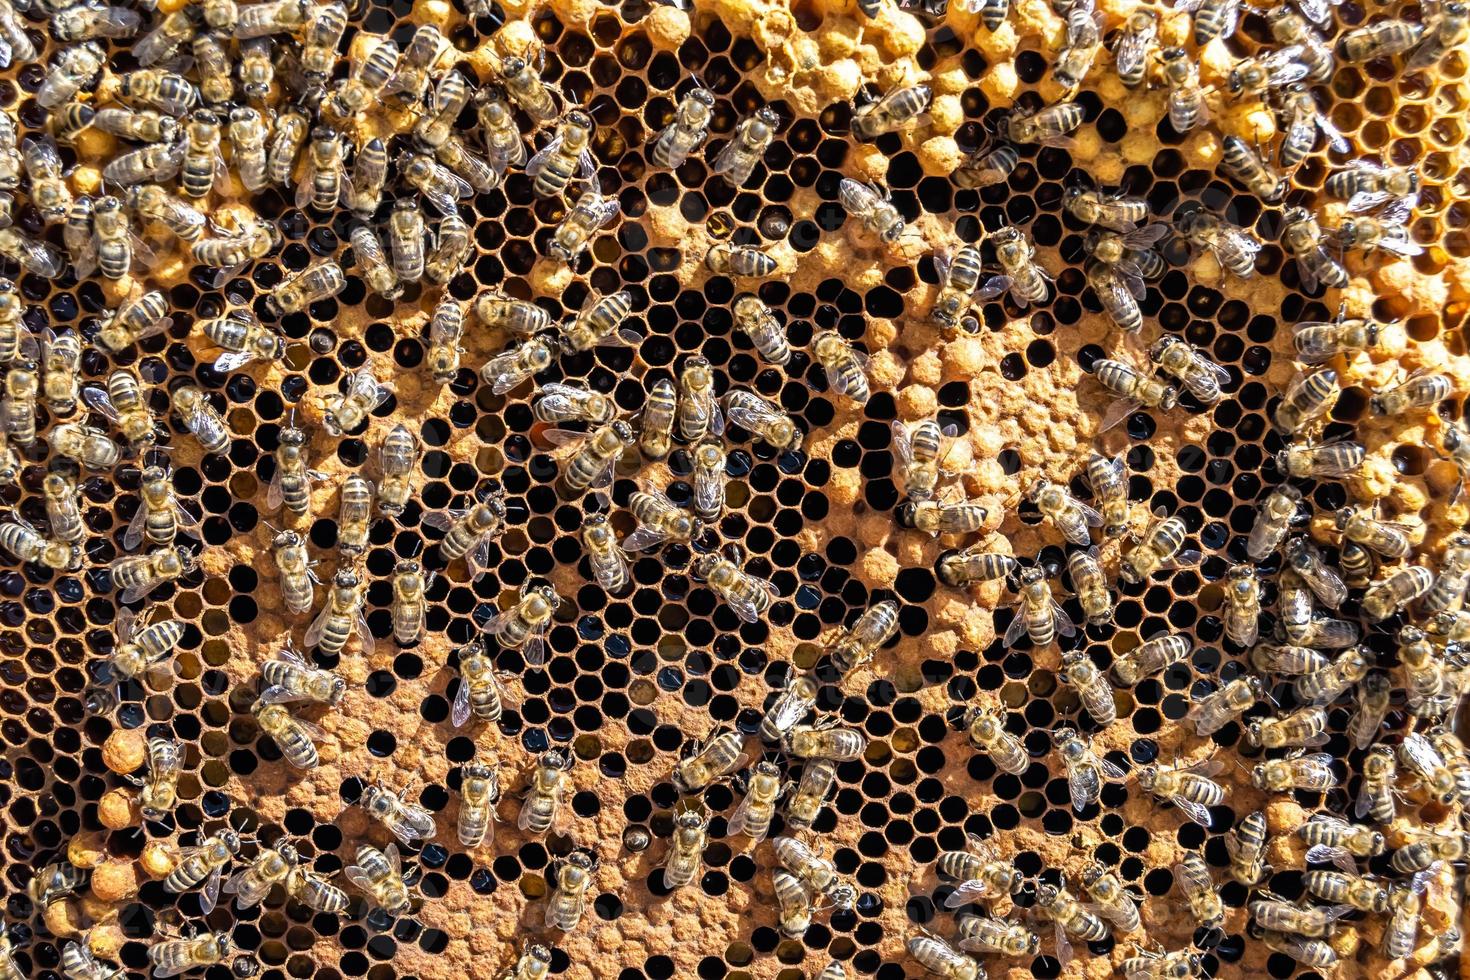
xmin=523 ymin=134 xmax=565 ymax=177
xmin=303 ymin=601 xmax=334 ymax=648
xmin=266 ymin=463 xmax=285 ymax=512
xmin=123 ymin=502 xmax=149 ymax=551
xmin=693 ymin=471 xmax=722 ymax=516
xmin=1099 ymin=397 xmax=1142 ymax=433
xmin=81 ymin=385 xmax=121 ymax=423
xmin=1051 ymin=601 xmax=1077 ymax=638
xmin=1003 ymin=608 xmax=1029 ymax=648
xmin=622 ymin=524 xmax=669 ymax=552
xmin=889 ymin=420 xmax=914 ymax=469
xmin=200 ymin=864 xmax=223 ymax=914
xmin=258 ymin=684 xmax=305 ymax=705
xmin=356 ymin=609 xmax=375 ymax=656
xmin=943 ymin=879 xmax=993 ymax=908
xmin=451 ymin=679 xmax=472 ymax=727
xmin=151 ymin=946 xmax=195 ymax=979
xmin=1172 ymin=796 xmax=1214 ymax=828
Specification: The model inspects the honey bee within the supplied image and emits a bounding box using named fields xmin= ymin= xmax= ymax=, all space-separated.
xmin=1079 ymin=861 xmax=1141 ymax=933
xmin=360 ymin=781 xmax=435 ymax=843
xmin=544 ymin=848 xmax=598 ymax=930
xmin=259 ymin=642 xmax=344 ymax=707
xmin=1219 ymin=564 xmax=1260 ymax=647
xmin=954 ymin=914 xmax=1039 ymax=957
xmin=810 ymin=330 xmax=871 ymax=404
xmin=223 ymin=842 xmax=299 ymax=910
xmin=891 ymin=418 xmax=956 ymax=503
xmin=269 ymin=261 xmax=346 ymax=318
xmin=1281 ymin=537 xmax=1347 ymax=609
xmin=0 ymin=515 xmax=80 ymax=571
xmin=1055 ymin=727 xmax=1125 ymax=812
xmin=323 ymin=369 xmax=391 ymax=438
xmin=839 ymin=178 xmax=906 ymax=242
xmin=1006 ymin=100 xmax=1083 ymax=147
xmin=111 ymin=545 xmax=195 ymax=603
xmin=1110 ymin=8 xmax=1158 ymax=86
xmin=899 ymin=494 xmax=997 ymax=539
xmin=656 ymin=809 xmax=709 ymax=889
xmin=475 ymin=88 xmax=527 ymax=170
xmin=1294 ymin=645 xmax=1370 ymax=704
xmin=1253 ymin=749 xmax=1339 ymax=794
xmin=688 ymin=440 xmax=728 ymax=523
xmin=1188 ymin=675 xmax=1264 ymax=735
xmin=401 ymin=151 xmax=474 ymax=217
xmin=1026 ymin=477 xmax=1102 ymax=546
xmin=1278 ymin=84 xmax=1350 ymax=172
xmin=773 ymin=867 xmax=816 ymax=937
xmin=784 ymin=718 xmax=866 ymax=762
xmin=978 ymin=225 xmax=1052 ymax=308
xmin=451 ymin=638 xmax=511 ymax=727
xmin=30 ymin=860 xmax=86 ymax=911
xmin=527 ymin=109 xmax=597 ymax=199
xmin=908 ymin=933 xmax=984 ymax=980
xmin=952 ymin=140 xmax=1019 ymax=189
xmin=693 ymin=551 xmax=779 ymax=624
xmin=344 ymin=843 xmax=413 ymax=916
xmin=1333 ymin=201 xmax=1424 ymax=259
xmin=235 ymin=35 xmax=274 ymax=99
xmin=1362 ymin=564 xmax=1433 ymax=621
xmin=1175 ymin=0 xmax=1242 ymax=44
xmin=1151 ymin=46 xmax=1211 ymax=133
xmin=956 ymin=705 xmax=1025 ymax=775
xmin=1399 ymin=731 xmax=1461 ymax=805
xmin=650 ymin=85 xmax=715 ymax=168
xmin=0 ymin=0 xmax=34 ymax=69
xmin=305 ymin=567 xmax=371 ymax=656
xmin=1408 ymin=1 xmax=1469 ymax=69
xmin=127 ymin=184 xmax=208 ymax=245
xmin=336 ymin=475 xmax=373 ymax=557
xmin=558 ymin=290 xmax=637 ymax=353
xmin=671 ymin=355 xmax=722 ymax=442
xmin=37 ymin=41 xmax=104 ymax=111
xmin=1138 ymin=757 xmax=1225 ymax=826
xmin=937 ymin=834 xmax=1022 ymax=906
xmin=0 ymin=223 xmax=63 ymax=277
xmin=826 ymin=598 xmax=900 ymax=678
xmin=423 ymin=297 xmax=466 ymax=385
xmin=1053 ymin=0 xmax=1105 ymax=89
xmin=712 ymin=105 xmax=779 ymax=185
xmin=499 ymin=50 xmax=560 ymax=123
xmin=1110 ymin=632 xmax=1191 ymax=686
xmin=126 ymin=464 xmax=200 ymax=552
xmin=1064 ymin=183 xmax=1148 ymax=233
xmin=622 ymin=481 xmax=701 ymax=552
xmin=1331 ymin=505 xmax=1411 ymax=559
xmin=1065 ymin=548 xmax=1111 ymax=626
xmin=530 ymin=381 xmax=613 ymax=428
xmin=382 ymin=23 xmax=443 ymax=106
xmin=705 ymin=241 xmax=778 ymax=279
xmin=520 ymin=748 xmax=573 ymax=833
xmin=1369 ymin=370 xmax=1452 ymax=417
xmin=1169 ymin=851 xmax=1224 ymax=930
xmin=1347 ymin=672 xmax=1392 ymax=750
xmin=1120 ymin=512 xmax=1199 ymax=584
xmin=1149 ymin=336 xmax=1230 ymax=405
xmin=1300 ymin=814 xmax=1385 ymax=872
xmin=1094 ymin=359 xmax=1178 ymax=432
xmin=426 ymin=212 xmax=472 ymax=284
xmin=1061 ymin=649 xmax=1117 ymax=724
xmin=722 ymin=389 xmax=803 ymax=452
xmin=263 ymin=106 xmax=310 ymax=187
xmin=164 ymin=830 xmax=240 ymax=912
xmin=1251 ymin=891 xmax=1353 ymax=938
xmin=0 ymin=362 xmax=36 ymax=448
xmin=325 ymin=36 xmax=398 ymax=117
xmin=252 ymin=699 xmax=325 ymax=769
xmin=773 ymin=835 xmax=855 ymax=910
xmin=1378 ymin=876 xmax=1431 ymax=959
xmin=1224 ymin=809 xmax=1271 ymax=886
xmin=39 ymin=469 xmax=83 ymax=548
xmin=265 ymin=426 xmax=323 ymax=518
xmin=1276 ymin=437 xmax=1365 ymax=479
xmin=485 ymin=581 xmax=560 ymax=666
xmin=545 ymin=188 xmax=621 ymax=265
xmin=725 ymin=294 xmax=791 ymax=366
xmin=371 ymin=423 xmax=419 ymax=519
xmin=1121 ymin=948 xmax=1203 ymax=980
xmin=851 ymin=82 xmax=931 ymax=140
xmin=1279 ymin=206 xmax=1349 ymax=293
xmin=1035 ymin=878 xmax=1110 ymax=966
xmin=1327 ymin=159 xmax=1419 ymax=212
xmin=1391 ymin=827 xmax=1469 ymax=874
xmin=344 ymin=137 xmax=389 ymax=219
xmin=456 ymin=760 xmax=500 ymax=848
xmin=785 ymin=757 xmax=837 ymax=831
xmin=391 ymin=559 xmax=431 ymax=647
xmin=1423 ymin=533 xmax=1470 ymax=615
xmin=1221 ymin=131 xmax=1287 ymax=199
xmin=289 ymin=127 xmax=345 ymax=212
xmin=102 ymin=605 xmax=184 ymax=684
xmin=547 ymin=419 xmax=634 ymax=494
xmin=1247 ymin=705 xmax=1330 ymax=750
xmin=503 ymin=944 xmax=553 ymax=980
xmin=147 ymin=931 xmax=234 ymax=978
xmin=479 ymin=335 xmax=557 ymax=396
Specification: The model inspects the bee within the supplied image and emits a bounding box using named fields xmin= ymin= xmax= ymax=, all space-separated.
xmin=529 ymin=381 xmax=613 ymax=429
xmin=434 ymin=135 xmax=503 ymax=195
xmin=629 ymin=377 xmax=677 ymax=459
xmin=267 ymin=528 xmax=316 ymax=614
xmin=548 ymin=189 xmax=622 ymax=265
xmin=119 ymin=735 xmax=183 ymax=820
xmin=1280 ymin=206 xmax=1348 ymax=292
xmin=1060 ymin=649 xmax=1116 ymax=724
xmin=147 ymin=931 xmax=234 ymax=978
xmin=457 ymin=761 xmax=500 ymax=848
xmin=958 ymin=705 xmax=1028 ymax=776
xmin=722 ymin=389 xmax=803 ymax=452
xmin=1148 ymin=336 xmax=1230 ymax=405
xmin=649 ymin=85 xmax=716 ymax=169
xmin=1300 ymin=814 xmax=1386 ymax=872
xmin=126 ymin=464 xmax=201 ymax=552
xmin=126 ymin=184 xmax=207 ymax=244
xmin=163 ymin=830 xmax=240 ymax=912
xmin=1189 ymin=675 xmax=1264 ymax=735
xmin=485 ymin=580 xmax=560 ymax=666
xmin=401 ymin=151 xmax=473 ymax=216
xmin=1219 ymin=135 xmax=1286 ymax=202
xmin=34 ymin=328 xmax=80 ymax=418
xmin=1424 ymin=533 xmax=1470 ymax=614
xmin=891 ymin=418 xmax=955 ymax=503
xmin=343 ymin=137 xmax=389 ymax=219
xmin=233 ymin=0 xmax=308 ymax=36
xmin=1247 ymin=705 xmax=1330 ymax=750
xmin=78 ymin=195 xmax=144 ymax=281
xmin=326 ymin=37 xmax=399 ymax=118
xmin=1156 ymin=46 xmax=1210 ymax=133
xmin=623 ymin=482 xmax=701 ymax=551
xmin=978 ymin=226 xmax=1054 ymax=311
xmin=527 ymin=109 xmax=597 ymax=199
xmin=1281 ymin=537 xmax=1347 ymax=609
xmin=1277 ymin=437 xmax=1365 ymax=479
xmin=1378 ymin=876 xmax=1431 ymax=959
xmin=1251 ymin=891 xmax=1353 ymax=938
xmin=955 ymin=915 xmax=1039 ymax=957
xmin=426 ymin=213 xmax=473 ymax=285
xmin=1138 ymin=758 xmax=1225 ymax=826
xmin=117 ymin=68 xmax=199 ymax=115
xmin=360 ymin=782 xmax=435 ymax=843
xmin=672 ymin=355 xmax=722 ymax=442
xmin=305 ymin=567 xmax=372 ymax=656
xmin=929 ymin=245 xmax=985 ymax=335
xmin=687 ymin=440 xmax=729 ymax=524
xmin=259 ymin=642 xmax=344 ymax=708
xmin=826 ymin=598 xmax=900 ymax=677
xmin=421 ymin=298 xmax=468 ymax=385
xmin=1216 ymin=564 xmax=1261 ymax=647
xmin=344 ymin=843 xmax=413 ymax=916
xmin=1218 ymin=809 xmax=1273 ymax=887
xmin=288 ymin=865 xmax=349 ymax=914
xmin=184 ymin=31 xmax=233 ymax=106
xmin=37 ymin=41 xmax=104 ymax=111
xmin=1408 ymin=0 xmax=1470 ymax=68
xmin=1084 ymin=260 xmax=1144 ymax=334
xmin=519 ymin=748 xmax=573 ymax=833
xmin=504 ymin=944 xmax=554 ymax=980
xmin=1173 ymin=0 xmax=1241 ymax=42
xmin=952 ymin=141 xmax=1019 ymax=189
xmin=1084 ymin=223 xmax=1168 ymax=286
xmin=1024 ymin=477 xmax=1101 ymax=546
xmin=93 ymin=105 xmax=178 ymax=146
xmin=499 ymin=50 xmax=559 ymax=123
xmin=1327 ymin=159 xmax=1419 ymax=212
xmin=452 ymin=638 xmax=511 ymax=727
xmin=22 ymin=137 xmax=70 ymax=225
xmin=322 ymin=369 xmax=391 ymax=438
xmin=1053 ymin=0 xmax=1105 ymax=89
xmin=0 ymin=224 xmax=64 ymax=277
xmin=1061 ymin=548 xmax=1111 ymax=627
xmin=839 ymin=178 xmax=906 ymax=242
xmin=1294 ymin=645 xmax=1370 ymax=704
xmin=558 ymin=290 xmax=637 ymax=353
xmin=774 ymin=868 xmax=815 ymax=937
xmin=759 ymin=672 xmax=817 ymax=743
xmin=336 ymin=474 xmax=373 ymax=557
xmin=364 ymin=423 xmax=418 ymax=520
xmin=784 ymin=719 xmax=867 ymax=761
xmin=264 ymin=426 xmax=322 ymax=519
xmin=1121 ymin=948 xmax=1203 ymax=980
xmin=1427 ymin=727 xmax=1470 ymax=805
xmin=30 ymin=860 xmax=87 ymax=910
xmin=693 ymin=551 xmax=779 ymax=624
xmin=705 ymin=241 xmax=779 ymax=278
xmin=269 ymin=261 xmax=346 ymax=318
xmin=191 ymin=212 xmax=278 ymax=285
xmin=264 ymin=106 xmax=310 ymax=187
xmin=1226 ymin=45 xmax=1312 ymax=100
xmin=1080 ymin=861 xmax=1141 ymax=933
xmin=1120 ymin=512 xmax=1199 ymax=584
xmin=774 ymin=836 xmax=855 ymax=909
xmin=811 ymin=329 xmax=871 ymax=404
xmin=1344 ymin=669 xmax=1391 ymax=749
xmin=713 ymin=106 xmax=779 ymax=185
xmin=1006 ymin=100 xmax=1084 ymax=146
xmin=1370 ymin=370 xmax=1452 ymax=417
xmin=1278 ymin=84 xmax=1350 ymax=172
xmin=1332 ymin=505 xmax=1412 ymax=558
xmin=1334 ymin=201 xmax=1425 ymax=259
xmin=1253 ymin=749 xmax=1339 ymax=794
xmin=937 ymin=834 xmax=1022 ymax=907
xmin=786 ymin=758 xmax=838 ymax=831
xmin=296 ymin=0 xmax=345 ymax=83
xmin=547 ymin=419 xmax=634 ymax=495
xmin=1303 ymin=870 xmax=1388 ymax=919
xmin=475 ymin=293 xmax=551 ymax=339
xmin=1292 ymin=311 xmax=1385 ymax=364
xmin=657 ymin=809 xmax=708 ymax=889
xmin=290 ymin=127 xmax=345 ymax=212
xmin=1035 ymin=879 xmax=1110 ymax=966
xmin=102 ymin=605 xmax=185 ymax=683
xmin=720 ymin=760 xmax=784 ymax=845
xmin=1111 ymin=8 xmax=1158 ymax=85
xmin=1110 ymin=632 xmax=1191 ymax=686
xmin=475 ymin=88 xmax=527 ymax=170
xmin=908 ymin=933 xmax=984 ymax=980
xmin=0 ymin=362 xmax=36 ymax=448
xmin=0 ymin=117 xmax=17 ymax=193
xmin=0 ymin=515 xmax=80 ymax=571
xmin=1065 ymin=183 xmax=1150 ymax=235
xmin=1094 ymin=360 xmax=1178 ymax=432
xmin=391 ymin=559 xmax=431 ymax=647
xmin=1055 ymin=726 xmax=1125 ymax=812
xmin=1391 ymin=828 xmax=1469 ymax=873
xmin=0 ymin=0 xmax=34 ymax=69
xmin=110 ymin=546 xmax=194 ymax=603
xmin=852 ymin=83 xmax=931 ymax=140
xmin=49 ymin=101 xmax=95 ymax=147
xmin=40 ymin=469 xmax=84 ymax=547
xmin=235 ymin=35 xmax=274 ymax=99
xmin=1167 ymin=851 xmax=1225 ymax=931
xmin=1362 ymin=564 xmax=1433 ymax=621
xmin=223 ymin=842 xmax=299 ymax=909
xmin=1399 ymin=731 xmax=1460 ymax=805
xmin=384 ymin=201 xmax=427 ymax=284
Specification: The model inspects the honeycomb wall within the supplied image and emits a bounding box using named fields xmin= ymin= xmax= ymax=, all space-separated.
xmin=0 ymin=0 xmax=1467 ymax=977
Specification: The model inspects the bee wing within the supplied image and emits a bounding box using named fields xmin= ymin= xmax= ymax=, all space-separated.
xmin=151 ymin=950 xmax=196 ymax=979
xmin=451 ymin=678 xmax=472 ymax=727
xmin=1098 ymin=757 xmax=1128 ymax=781
xmin=1160 ymin=549 xmax=1203 ymax=571
xmin=342 ymin=861 xmax=374 ymax=891
xmin=1099 ymin=397 xmax=1142 ymax=433
xmin=1314 ymin=113 xmax=1351 ymax=155
xmin=1112 ymin=29 xmax=1149 ymax=76
xmin=1374 ymin=235 xmax=1425 ymax=257
xmin=356 ymin=609 xmax=375 ymax=656
xmin=975 ymin=274 xmax=1012 ymax=301
xmin=1052 ymin=918 xmax=1075 ymax=967
xmin=942 ymin=879 xmax=993 ymax=908
xmin=523 ymin=626 xmax=550 ymax=667
xmin=1345 ymin=189 xmax=1391 ymax=213
xmin=727 ymin=784 xmax=764 ymax=840
xmin=523 ymin=133 xmax=565 ymax=177
xmin=622 ymin=523 xmax=669 ymax=552
xmin=123 ymin=501 xmax=149 ymax=551
xmin=265 ymin=460 xmax=286 ymax=512
xmin=81 ymin=384 xmax=121 ymax=423
xmin=1401 ymin=733 xmax=1444 ymax=774
xmin=1294 ymin=251 xmax=1323 ymax=293
xmin=693 ymin=468 xmax=723 ymax=516
xmin=1073 ymin=501 xmax=1105 ymax=527
xmin=200 ymin=863 xmax=224 ymax=914
xmin=888 ymin=420 xmax=915 ymax=470
xmin=421 ymin=508 xmax=463 ymax=533
xmin=303 ymin=599 xmax=334 ymax=649
xmin=1305 ymin=844 xmax=1358 ymax=873
xmin=1171 ymin=796 xmax=1215 ymax=828
xmin=725 ymin=590 xmax=764 ymax=624
xmin=1003 ymin=608 xmax=1030 ymax=648
xmin=466 ymin=536 xmax=494 ymax=582
xmin=1051 ymin=600 xmax=1077 ymax=638
xmin=258 ymin=684 xmax=306 ymax=705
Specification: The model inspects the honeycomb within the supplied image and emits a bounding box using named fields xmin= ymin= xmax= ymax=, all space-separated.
xmin=1 ymin=0 xmax=1469 ymax=976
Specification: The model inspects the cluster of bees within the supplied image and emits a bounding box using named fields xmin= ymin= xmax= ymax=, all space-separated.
xmin=0 ymin=0 xmax=1461 ymax=970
